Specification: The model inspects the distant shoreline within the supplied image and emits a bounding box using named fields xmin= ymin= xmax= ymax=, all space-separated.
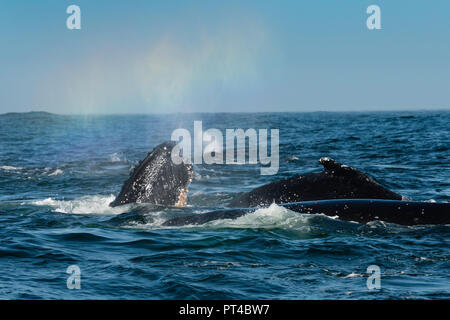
xmin=1 ymin=109 xmax=450 ymax=117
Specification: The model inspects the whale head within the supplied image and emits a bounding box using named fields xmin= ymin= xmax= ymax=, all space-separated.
xmin=110 ymin=141 xmax=193 ymax=207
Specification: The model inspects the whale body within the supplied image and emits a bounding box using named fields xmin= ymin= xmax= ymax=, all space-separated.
xmin=163 ymin=199 xmax=450 ymax=226
xmin=110 ymin=141 xmax=449 ymax=226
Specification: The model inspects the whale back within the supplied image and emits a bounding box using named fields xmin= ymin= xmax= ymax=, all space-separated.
xmin=227 ymin=157 xmax=402 ymax=208
xmin=110 ymin=141 xmax=193 ymax=207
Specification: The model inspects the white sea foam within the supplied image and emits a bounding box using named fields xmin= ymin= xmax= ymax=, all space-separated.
xmin=0 ymin=165 xmax=22 ymax=171
xmin=109 ymin=153 xmax=127 ymax=163
xmin=204 ymin=203 xmax=313 ymax=230
xmin=31 ymin=194 xmax=128 ymax=215
xmin=48 ymin=169 xmax=64 ymax=176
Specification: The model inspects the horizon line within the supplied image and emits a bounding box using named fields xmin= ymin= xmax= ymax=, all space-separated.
xmin=1 ymin=107 xmax=450 ymax=117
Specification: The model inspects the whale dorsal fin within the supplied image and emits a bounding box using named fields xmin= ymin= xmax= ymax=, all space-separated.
xmin=319 ymin=157 xmax=354 ymax=175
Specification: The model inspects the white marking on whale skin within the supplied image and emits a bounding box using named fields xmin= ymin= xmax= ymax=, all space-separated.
xmin=175 ymin=187 xmax=189 ymax=207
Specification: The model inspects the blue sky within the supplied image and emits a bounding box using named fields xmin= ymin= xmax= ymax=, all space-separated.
xmin=0 ymin=0 xmax=449 ymax=114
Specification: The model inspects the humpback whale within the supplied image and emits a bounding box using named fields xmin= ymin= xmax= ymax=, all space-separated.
xmin=110 ymin=141 xmax=450 ymax=226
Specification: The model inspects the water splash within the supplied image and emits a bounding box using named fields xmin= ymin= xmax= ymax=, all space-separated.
xmin=31 ymin=195 xmax=129 ymax=215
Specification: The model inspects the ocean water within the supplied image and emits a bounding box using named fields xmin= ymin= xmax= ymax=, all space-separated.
xmin=0 ymin=111 xmax=449 ymax=299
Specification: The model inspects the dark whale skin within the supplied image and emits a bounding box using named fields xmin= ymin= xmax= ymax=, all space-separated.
xmin=163 ymin=199 xmax=450 ymax=227
xmin=227 ymin=157 xmax=402 ymax=208
xmin=110 ymin=141 xmax=193 ymax=207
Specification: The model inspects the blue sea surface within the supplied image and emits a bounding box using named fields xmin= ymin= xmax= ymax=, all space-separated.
xmin=0 ymin=111 xmax=449 ymax=299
